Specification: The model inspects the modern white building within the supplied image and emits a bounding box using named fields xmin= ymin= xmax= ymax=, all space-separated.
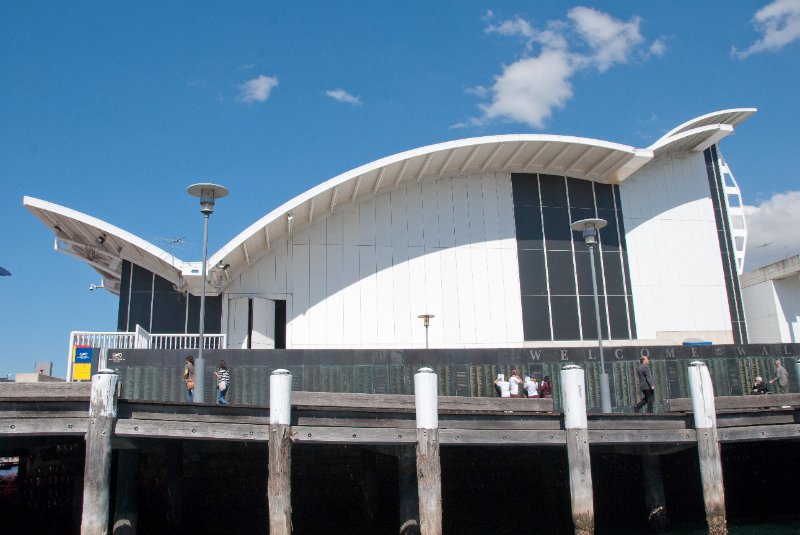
xmin=25 ymin=108 xmax=754 ymax=351
xmin=740 ymin=255 xmax=800 ymax=343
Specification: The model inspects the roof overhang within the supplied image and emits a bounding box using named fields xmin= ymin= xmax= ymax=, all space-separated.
xmin=25 ymin=108 xmax=756 ymax=296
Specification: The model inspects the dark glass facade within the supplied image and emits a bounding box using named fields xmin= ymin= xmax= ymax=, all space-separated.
xmin=704 ymin=146 xmax=748 ymax=344
xmin=512 ymin=174 xmax=636 ymax=342
xmin=117 ymin=260 xmax=222 ymax=335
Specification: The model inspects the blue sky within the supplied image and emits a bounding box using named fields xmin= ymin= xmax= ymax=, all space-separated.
xmin=1 ymin=1 xmax=799 ymax=378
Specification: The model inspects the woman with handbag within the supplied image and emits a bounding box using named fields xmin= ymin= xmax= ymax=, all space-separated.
xmin=214 ymin=360 xmax=231 ymax=405
xmin=183 ymin=355 xmax=195 ymax=402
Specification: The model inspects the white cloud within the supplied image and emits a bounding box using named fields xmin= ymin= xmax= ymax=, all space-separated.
xmin=733 ymin=0 xmax=800 ymax=59
xmin=568 ymin=6 xmax=644 ymax=72
xmin=743 ymin=191 xmax=800 ymax=270
xmin=480 ymin=51 xmax=575 ymax=128
xmin=325 ymin=88 xmax=362 ymax=106
xmin=237 ymin=74 xmax=279 ymax=103
xmin=468 ymin=8 xmax=661 ymax=129
xmin=649 ymin=38 xmax=667 ymax=57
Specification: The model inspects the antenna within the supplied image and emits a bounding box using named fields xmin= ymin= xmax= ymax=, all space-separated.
xmin=153 ymin=236 xmax=194 ymax=268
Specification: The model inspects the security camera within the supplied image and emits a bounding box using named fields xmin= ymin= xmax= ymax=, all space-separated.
xmin=89 ymin=284 xmax=97 ymax=291
xmin=89 ymin=281 xmax=105 ymax=291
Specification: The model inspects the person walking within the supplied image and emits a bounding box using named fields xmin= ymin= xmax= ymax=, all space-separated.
xmin=634 ymin=356 xmax=655 ymax=413
xmin=214 ymin=360 xmax=231 ymax=405
xmin=769 ymin=359 xmax=789 ymax=394
xmin=183 ymin=355 xmax=195 ymax=402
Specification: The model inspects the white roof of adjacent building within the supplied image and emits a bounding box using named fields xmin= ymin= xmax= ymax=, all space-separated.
xmin=24 ymin=108 xmax=756 ymax=296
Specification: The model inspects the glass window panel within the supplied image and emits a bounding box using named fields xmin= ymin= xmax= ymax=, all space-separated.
xmin=579 ymin=295 xmax=609 ymax=340
xmin=546 ymin=250 xmax=577 ymax=295
xmin=539 ymin=175 xmax=568 ymax=207
xmin=522 ymin=296 xmax=551 ymax=341
xmin=567 ymin=178 xmax=595 ymax=208
xmin=511 ymin=174 xmax=540 ymax=206
xmin=607 ymin=295 xmax=630 ymax=339
xmin=542 ymin=207 xmax=573 ymax=250
xmin=518 ymin=249 xmax=548 ymax=295
xmin=602 ymin=251 xmax=625 ymax=295
xmin=575 ymin=250 xmax=605 ymax=296
xmin=627 ymin=296 xmax=637 ymax=338
xmin=595 ymin=183 xmax=615 ymax=210
xmin=551 ymin=296 xmax=580 ymax=340
xmin=514 ymin=205 xmax=543 ymax=248
xmin=597 ymin=210 xmax=619 ymax=250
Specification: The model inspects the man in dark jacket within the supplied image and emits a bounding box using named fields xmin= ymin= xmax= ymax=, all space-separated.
xmin=634 ymin=356 xmax=655 ymax=413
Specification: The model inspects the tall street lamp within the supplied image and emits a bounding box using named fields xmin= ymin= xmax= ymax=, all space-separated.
xmin=570 ymin=218 xmax=611 ymax=413
xmin=187 ymin=183 xmax=229 ymax=403
xmin=418 ymin=314 xmax=435 ymax=350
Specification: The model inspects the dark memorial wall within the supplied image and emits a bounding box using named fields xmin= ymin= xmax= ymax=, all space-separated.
xmin=107 ymin=343 xmax=800 ymax=412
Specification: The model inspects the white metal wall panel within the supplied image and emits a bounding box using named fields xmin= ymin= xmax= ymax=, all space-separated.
xmin=359 ymin=246 xmax=378 ymax=345
xmin=227 ymin=297 xmax=249 ymax=349
xmin=224 ymin=171 xmax=526 ymax=349
xmin=406 ymin=184 xmax=424 ymax=247
xmin=341 ymin=244 xmax=361 ymax=344
xmin=621 ymin=152 xmax=731 ymax=341
xmin=325 ymin=244 xmax=344 ymax=346
xmin=309 ymin=244 xmax=327 ymax=343
xmin=392 ymin=245 xmax=412 ymax=343
xmin=290 ymin=243 xmax=310 ymax=343
xmin=376 ymin=246 xmax=395 ymax=343
xmin=436 ymin=178 xmax=456 ymax=248
xmin=251 ymin=297 xmax=275 ymax=349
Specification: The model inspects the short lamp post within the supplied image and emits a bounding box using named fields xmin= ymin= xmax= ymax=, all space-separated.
xmin=187 ymin=183 xmax=229 ymax=403
xmin=418 ymin=314 xmax=435 ymax=350
xmin=570 ymin=218 xmax=611 ymax=413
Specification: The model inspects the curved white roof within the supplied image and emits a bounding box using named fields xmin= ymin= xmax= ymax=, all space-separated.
xmin=24 ymin=109 xmax=755 ymax=295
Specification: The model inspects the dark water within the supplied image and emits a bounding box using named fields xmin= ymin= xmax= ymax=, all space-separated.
xmin=2 ymin=441 xmax=799 ymax=534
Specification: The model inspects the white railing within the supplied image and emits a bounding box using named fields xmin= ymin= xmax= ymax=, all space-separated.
xmin=67 ymin=326 xmax=227 ymax=381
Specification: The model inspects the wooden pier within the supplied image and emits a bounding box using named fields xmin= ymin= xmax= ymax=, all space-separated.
xmin=1 ymin=364 xmax=799 ymax=534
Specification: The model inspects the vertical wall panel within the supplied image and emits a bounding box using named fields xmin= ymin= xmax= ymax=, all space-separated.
xmin=406 ymin=184 xmax=424 ymax=247
xmin=251 ymin=298 xmax=276 ymax=349
xmin=359 ymin=246 xmax=378 ymax=345
xmin=342 ymin=204 xmax=359 ymax=246
xmin=390 ymin=189 xmax=408 ymax=247
xmin=392 ymin=246 xmax=412 ymax=344
xmin=482 ymin=174 xmax=501 ymax=243
xmin=359 ymin=198 xmax=376 ymax=246
xmin=325 ymin=244 xmax=344 ymax=346
xmin=407 ymin=246 xmax=427 ymax=346
xmin=290 ymin=243 xmax=310 ymax=344
xmin=375 ymin=193 xmax=392 ymax=247
xmin=421 ymin=179 xmax=439 ymax=249
xmin=376 ymin=246 xmax=395 ymax=343
xmin=308 ymin=244 xmax=327 ymax=344
xmin=439 ymin=247 xmax=461 ymax=345
xmin=326 ymin=211 xmax=343 ymax=245
xmin=452 ymin=178 xmax=470 ymax=247
xmin=436 ymin=178 xmax=456 ymax=248
xmin=341 ymin=244 xmax=361 ymax=345
xmin=471 ymin=247 xmax=492 ymax=344
xmin=466 ymin=174 xmax=486 ymax=247
xmin=455 ymin=246 xmax=477 ymax=343
xmin=422 ymin=249 xmax=444 ymax=347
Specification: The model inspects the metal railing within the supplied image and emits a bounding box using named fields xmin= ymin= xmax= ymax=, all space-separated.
xmin=67 ymin=326 xmax=226 ymax=382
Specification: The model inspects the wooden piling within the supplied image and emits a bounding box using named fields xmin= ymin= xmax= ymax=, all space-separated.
xmin=641 ymin=453 xmax=668 ymax=533
xmin=112 ymin=448 xmax=138 ymax=535
xmin=268 ymin=369 xmax=292 ymax=535
xmin=688 ymin=361 xmax=727 ymax=535
xmin=561 ymin=364 xmax=594 ymax=535
xmin=81 ymin=370 xmax=119 ymax=535
xmin=415 ymin=367 xmax=441 ymax=535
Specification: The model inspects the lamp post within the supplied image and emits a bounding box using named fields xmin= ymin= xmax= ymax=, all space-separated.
xmin=570 ymin=218 xmax=611 ymax=413
xmin=187 ymin=183 xmax=229 ymax=403
xmin=418 ymin=314 xmax=435 ymax=350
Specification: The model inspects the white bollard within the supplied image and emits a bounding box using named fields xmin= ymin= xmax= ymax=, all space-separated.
xmin=415 ymin=367 xmax=438 ymax=430
xmin=560 ymin=364 xmax=594 ymax=535
xmin=687 ymin=361 xmax=727 ymax=535
xmin=269 ymin=369 xmax=292 ymax=425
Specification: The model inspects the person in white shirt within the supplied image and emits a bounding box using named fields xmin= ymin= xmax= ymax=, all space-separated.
xmin=524 ymin=375 xmax=539 ymax=398
xmin=494 ymin=374 xmax=511 ymax=398
xmin=508 ymin=369 xmax=523 ymax=398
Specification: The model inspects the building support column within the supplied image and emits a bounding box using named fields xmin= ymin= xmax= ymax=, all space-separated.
xmin=398 ymin=447 xmax=420 ymax=535
xmin=112 ymin=448 xmax=139 ymax=534
xmin=688 ymin=361 xmax=727 ymax=535
xmin=415 ymin=368 xmax=441 ymax=535
xmin=641 ymin=453 xmax=668 ymax=533
xmin=268 ymin=369 xmax=292 ymax=535
xmin=81 ymin=369 xmax=119 ymax=535
xmin=561 ymin=364 xmax=594 ymax=535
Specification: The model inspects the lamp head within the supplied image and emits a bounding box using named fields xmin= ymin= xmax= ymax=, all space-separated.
xmin=570 ymin=218 xmax=607 ymax=247
xmin=188 ymin=183 xmax=229 ymax=216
